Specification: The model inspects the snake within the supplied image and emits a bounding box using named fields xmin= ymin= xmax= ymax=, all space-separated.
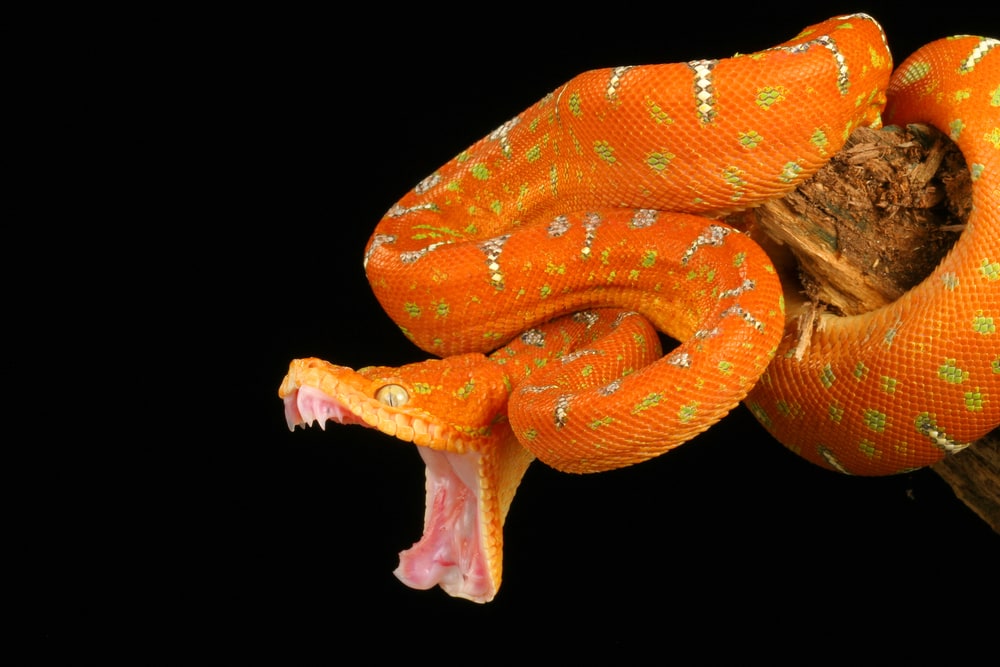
xmin=279 ymin=15 xmax=1000 ymax=603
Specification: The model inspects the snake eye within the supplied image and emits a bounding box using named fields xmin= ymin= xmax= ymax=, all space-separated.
xmin=375 ymin=384 xmax=409 ymax=407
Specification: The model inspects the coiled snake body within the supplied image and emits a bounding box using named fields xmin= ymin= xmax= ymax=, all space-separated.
xmin=280 ymin=15 xmax=999 ymax=602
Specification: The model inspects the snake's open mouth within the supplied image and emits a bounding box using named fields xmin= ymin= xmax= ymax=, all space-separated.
xmin=281 ymin=381 xmax=497 ymax=603
xmin=394 ymin=447 xmax=492 ymax=601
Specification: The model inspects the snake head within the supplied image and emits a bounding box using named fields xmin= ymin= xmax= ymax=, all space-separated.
xmin=279 ymin=355 xmax=533 ymax=603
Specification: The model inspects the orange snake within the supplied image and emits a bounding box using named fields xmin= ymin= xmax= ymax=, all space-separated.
xmin=279 ymin=15 xmax=999 ymax=602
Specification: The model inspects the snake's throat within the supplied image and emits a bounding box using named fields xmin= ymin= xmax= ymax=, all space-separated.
xmin=394 ymin=447 xmax=495 ymax=603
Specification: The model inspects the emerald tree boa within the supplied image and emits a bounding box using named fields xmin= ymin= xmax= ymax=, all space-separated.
xmin=280 ymin=14 xmax=999 ymax=602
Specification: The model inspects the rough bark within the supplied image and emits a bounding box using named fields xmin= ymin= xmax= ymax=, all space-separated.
xmin=725 ymin=124 xmax=999 ymax=532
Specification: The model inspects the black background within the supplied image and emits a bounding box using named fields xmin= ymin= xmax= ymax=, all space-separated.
xmin=35 ymin=4 xmax=1000 ymax=662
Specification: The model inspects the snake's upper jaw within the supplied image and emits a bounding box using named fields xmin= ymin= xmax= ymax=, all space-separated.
xmin=282 ymin=384 xmax=367 ymax=431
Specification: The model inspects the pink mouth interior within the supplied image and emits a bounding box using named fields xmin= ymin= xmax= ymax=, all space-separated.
xmin=394 ymin=447 xmax=493 ymax=603
xmin=283 ymin=385 xmax=365 ymax=430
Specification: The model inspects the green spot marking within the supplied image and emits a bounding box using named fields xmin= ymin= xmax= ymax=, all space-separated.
xmin=738 ymin=130 xmax=763 ymax=148
xmin=412 ymin=382 xmax=433 ymax=395
xmin=948 ymin=117 xmax=965 ymax=141
xmin=853 ymin=362 xmax=869 ymax=380
xmin=859 ymin=439 xmax=880 ymax=459
xmin=880 ymin=376 xmax=898 ymax=394
xmin=964 ymin=388 xmax=985 ymax=412
xmin=641 ymin=250 xmax=657 ymax=268
xmin=645 ymin=97 xmax=673 ymax=124
xmin=632 ymin=393 xmax=663 ymax=414
xmin=980 ymin=259 xmax=1000 ymax=281
xmin=755 ymin=86 xmax=786 ymax=109
xmin=779 ymin=161 xmax=803 ymax=183
xmin=718 ymin=360 xmax=733 ymax=375
xmin=732 ymin=251 xmax=746 ymax=268
xmin=892 ymin=440 xmax=914 ymax=459
xmin=938 ymin=358 xmax=968 ymax=384
xmin=594 ymin=140 xmax=617 ymax=164
xmin=748 ymin=402 xmax=773 ymax=430
xmin=647 ymin=151 xmax=675 ymax=173
xmin=678 ymin=402 xmax=698 ymax=423
xmin=987 ymin=129 xmax=1000 ymax=150
xmin=455 ymin=381 xmax=475 ymax=400
xmin=828 ymin=404 xmax=844 ymax=423
xmin=526 ymin=145 xmax=541 ymax=162
xmin=973 ymin=313 xmax=996 ymax=335
xmin=590 ymin=416 xmax=614 ymax=429
xmin=900 ymin=61 xmax=931 ymax=85
xmin=992 ymin=357 xmax=1000 ymax=374
xmin=810 ymin=128 xmax=829 ymax=152
xmin=569 ymin=91 xmax=582 ymax=117
xmin=820 ymin=364 xmax=836 ymax=389
xmin=404 ymin=302 xmax=422 ymax=318
xmin=863 ymin=409 xmax=888 ymax=433
xmin=545 ymin=262 xmax=566 ymax=275
xmin=471 ymin=164 xmax=491 ymax=180
xmin=432 ymin=300 xmax=449 ymax=319
xmin=410 ymin=224 xmax=466 ymax=240
xmin=723 ymin=166 xmax=745 ymax=188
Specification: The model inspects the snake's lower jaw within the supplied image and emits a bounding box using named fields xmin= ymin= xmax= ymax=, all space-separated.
xmin=284 ymin=397 xmax=510 ymax=603
xmin=394 ymin=447 xmax=497 ymax=603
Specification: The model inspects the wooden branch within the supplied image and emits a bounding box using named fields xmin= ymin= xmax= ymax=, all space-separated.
xmin=725 ymin=124 xmax=999 ymax=532
xmin=934 ymin=431 xmax=1000 ymax=531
